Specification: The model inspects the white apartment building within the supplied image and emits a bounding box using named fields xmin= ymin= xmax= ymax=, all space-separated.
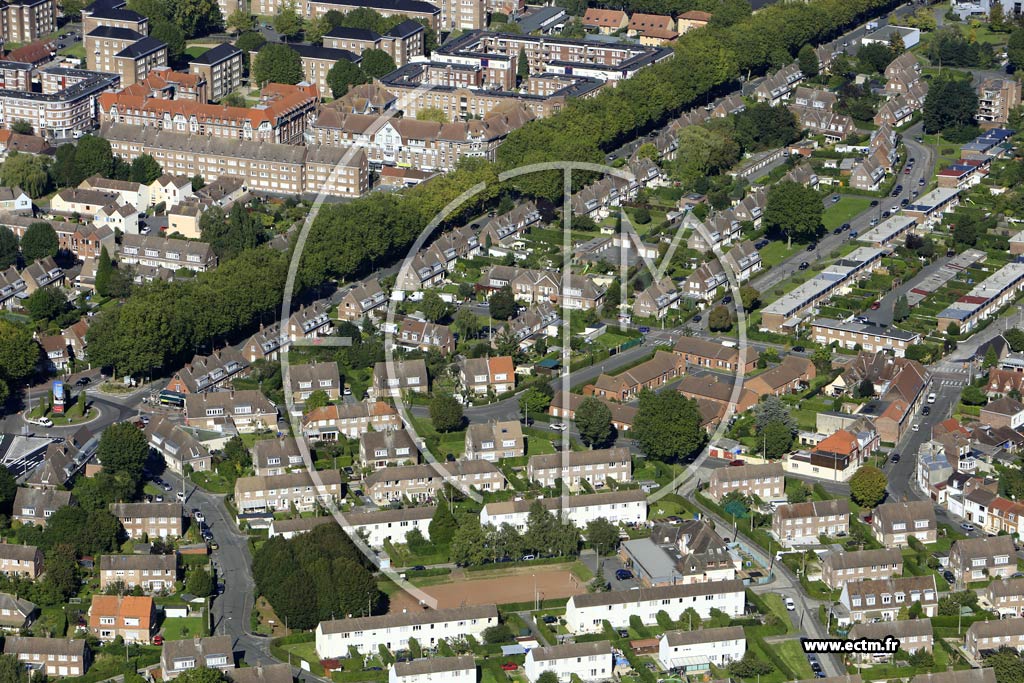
xmin=344 ymin=507 xmax=435 ymax=548
xmin=657 ymin=626 xmax=746 ymax=671
xmin=564 ymin=579 xmax=745 ymax=634
xmin=524 ymin=641 xmax=613 ymax=683
xmin=315 ymin=606 xmax=498 ymax=658
xmin=480 ymin=490 xmax=646 ymax=531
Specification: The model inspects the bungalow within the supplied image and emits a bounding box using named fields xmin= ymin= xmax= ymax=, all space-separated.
xmin=744 ymin=355 xmax=816 ymax=397
xmin=548 ymin=392 xmax=636 ymax=432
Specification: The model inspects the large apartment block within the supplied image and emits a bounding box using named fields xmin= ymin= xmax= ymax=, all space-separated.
xmin=707 ymin=463 xmax=785 ymax=503
xmin=323 ymin=21 xmax=424 ymax=67
xmin=527 ymin=447 xmax=632 ymax=491
xmin=102 ymin=123 xmax=368 ymax=198
xmin=0 ymin=68 xmax=119 ymax=139
xmin=188 ymin=43 xmax=243 ymax=102
xmin=0 ymin=0 xmax=55 ymax=44
xmin=315 ymin=606 xmax=498 ymax=657
xmin=84 ymin=12 xmax=167 ymax=87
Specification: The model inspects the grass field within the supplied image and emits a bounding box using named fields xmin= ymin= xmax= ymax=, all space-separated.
xmin=160 ymin=616 xmax=208 ymax=640
xmin=776 ymin=639 xmax=815 ymax=679
xmin=761 ymin=594 xmax=796 ymax=634
xmin=758 ymin=240 xmax=801 ymax=268
xmin=823 ymin=196 xmax=873 ymax=231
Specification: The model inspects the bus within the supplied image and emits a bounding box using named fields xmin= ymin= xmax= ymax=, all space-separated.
xmin=157 ymin=390 xmax=186 ymax=409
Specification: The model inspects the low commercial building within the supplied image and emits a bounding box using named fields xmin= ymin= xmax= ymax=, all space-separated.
xmin=315 ymin=606 xmax=498 ymax=657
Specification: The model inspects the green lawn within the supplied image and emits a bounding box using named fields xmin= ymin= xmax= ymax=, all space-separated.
xmin=191 ymin=471 xmax=233 ymax=494
xmin=761 ymin=594 xmax=796 ymax=634
xmin=822 ymin=196 xmax=873 ymax=231
xmin=280 ymin=641 xmax=319 ymax=666
xmin=526 ymin=435 xmax=555 ymax=455
xmin=185 ymin=44 xmax=211 ymax=59
xmin=58 ymin=43 xmax=86 ymax=60
xmin=776 ymin=639 xmax=815 ymax=679
xmin=759 ymin=240 xmax=801 ymax=268
xmin=160 ymin=616 xmax=208 ymax=640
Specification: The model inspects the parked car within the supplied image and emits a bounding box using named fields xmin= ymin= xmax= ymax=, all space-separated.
xmin=792 ymin=346 xmax=805 ymax=353
xmin=692 ymin=314 xmax=702 ymax=322
xmin=75 ymin=377 xmax=91 ymax=386
xmin=798 ymin=261 xmax=809 ymax=270
xmin=542 ymin=615 xmax=558 ymax=624
xmin=522 ymin=554 xmax=536 ymax=561
xmin=943 ymin=570 xmax=956 ymax=584
xmin=722 ymin=295 xmax=733 ymax=304
xmin=153 ymin=635 xmax=164 ymax=646
xmin=840 ymin=223 xmax=851 ymax=231
xmin=550 ymin=423 xmax=567 ymax=432
xmin=730 ymin=459 xmax=746 ymax=467
xmin=890 ymin=453 xmax=900 ymax=463
xmin=922 ymin=406 xmax=931 ymax=416
xmin=785 ymin=597 xmax=796 ymax=611
xmin=26 ymin=416 xmax=53 ymax=427
xmin=960 ymin=523 xmax=975 ymax=532
xmin=870 ymin=301 xmax=881 ymax=310
xmin=615 ymin=569 xmax=633 ymax=580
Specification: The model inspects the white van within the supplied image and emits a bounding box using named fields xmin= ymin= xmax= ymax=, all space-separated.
xmin=927 ymin=392 xmax=936 ymax=404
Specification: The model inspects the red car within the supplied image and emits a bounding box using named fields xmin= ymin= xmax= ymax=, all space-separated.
xmin=904 ymin=167 xmax=912 ymax=174
xmin=870 ymin=301 xmax=881 ymax=310
xmin=729 ymin=459 xmax=746 ymax=467
xmin=153 ymin=635 xmax=164 ymax=646
xmin=501 ymin=663 xmax=518 ymax=671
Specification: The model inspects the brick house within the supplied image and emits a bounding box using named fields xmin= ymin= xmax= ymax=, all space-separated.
xmin=950 ymin=535 xmax=1017 ymax=583
xmin=707 ymin=463 xmax=785 ymax=503
xmin=2 ymin=637 xmax=90 ymax=677
xmin=0 ymin=543 xmax=43 ymax=579
xmin=584 ymin=350 xmax=684 ymax=402
xmin=771 ymin=499 xmax=850 ymax=545
xmin=464 ymin=421 xmax=525 ymax=461
xmin=673 ymin=337 xmax=759 ymax=373
xmin=358 ymin=429 xmax=420 ymax=469
xmin=527 ymin=447 xmax=631 ymax=491
xmin=363 ymin=461 xmax=505 ymax=505
xmin=459 ymin=356 xmax=515 ymax=395
xmin=233 ymin=470 xmax=343 ymax=514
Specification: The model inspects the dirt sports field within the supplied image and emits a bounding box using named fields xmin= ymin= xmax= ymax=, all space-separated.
xmin=388 ymin=567 xmax=587 ymax=612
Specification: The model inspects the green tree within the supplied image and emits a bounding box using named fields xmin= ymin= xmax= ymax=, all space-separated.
xmin=0 ymin=226 xmax=16 ymax=269
xmin=855 ymin=378 xmax=875 ymax=399
xmin=0 ymin=152 xmax=49 ymax=198
xmin=419 ymin=290 xmax=449 ymax=323
xmin=41 ymin=544 xmax=79 ymax=601
xmin=95 ymin=246 xmax=114 ymax=298
xmin=985 ymin=648 xmax=1024 ymax=683
xmin=326 ymin=58 xmax=366 ymax=98
xmin=536 ymin=672 xmax=559 ymax=683
xmin=303 ymin=389 xmax=330 ymax=414
xmin=923 ymin=75 xmax=979 ymax=135
xmin=429 ymin=393 xmax=463 ymax=432
xmin=0 ymin=319 xmax=39 ymax=385
xmin=984 ymin=346 xmax=1001 ymax=370
xmin=0 ymin=654 xmax=27 ymax=683
xmin=451 ymin=307 xmax=480 ymax=341
xmin=305 ymin=15 xmax=332 ymax=44
xmin=172 ymin=0 xmax=223 ymax=37
xmin=430 ymin=501 xmax=458 ymax=548
xmin=761 ymin=420 xmax=794 ymax=459
xmin=633 ymin=390 xmax=706 ymax=463
xmin=24 ymin=286 xmax=68 ymax=322
xmin=811 ymin=345 xmax=833 ymax=373
xmin=74 ymin=135 xmax=115 ymax=179
xmin=739 ymin=285 xmax=760 ymax=311
xmin=893 ymin=294 xmax=910 ymax=322
xmin=962 ymin=384 xmax=988 ymax=406
xmin=729 ymin=652 xmax=774 ymax=678
xmin=21 ymin=222 xmax=58 ymax=262
xmin=235 ymin=31 xmax=267 ymax=73
xmin=175 ymin=669 xmax=230 ymax=683
xmin=584 ymin=517 xmax=619 ymax=554
xmin=797 ymin=43 xmax=819 ymax=77
xmin=519 ymin=386 xmax=552 ymax=417
xmin=857 ymin=42 xmax=895 ymax=73
xmin=226 ymin=8 xmax=253 ymax=34
xmin=575 ymin=396 xmax=613 ymax=448
xmin=708 ymin=304 xmax=732 ymax=332
xmin=96 ymin=422 xmax=149 ymax=487
xmin=151 ymin=19 xmax=186 ymax=61
xmin=360 ymin=49 xmax=396 ymax=79
xmin=488 ymin=285 xmax=517 ymax=320
xmin=10 ymin=120 xmax=32 ymax=134
xmin=1009 ymin=28 xmax=1024 ymax=70
xmin=449 ymin=514 xmax=487 ymax=565
xmin=252 ymin=43 xmax=303 ymax=85
xmin=273 ymin=2 xmax=303 ymax=40
xmin=754 ymin=396 xmax=796 ymax=432
xmin=517 ymin=47 xmax=529 ymax=84
xmin=1005 ymin=328 xmax=1024 ymax=353
xmin=129 ymin=154 xmax=163 ymax=184
xmin=185 ymin=568 xmax=215 ymax=597
xmin=849 ymin=465 xmax=888 ymax=508
xmin=765 ymin=180 xmax=822 ymax=243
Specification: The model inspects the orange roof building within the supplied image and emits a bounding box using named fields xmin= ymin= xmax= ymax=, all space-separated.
xmin=98 ymin=81 xmax=318 ymax=145
xmin=88 ymin=595 xmax=155 ymax=643
xmin=814 ymin=429 xmax=857 ymax=456
xmin=677 ymin=10 xmax=711 ymax=32
xmin=581 ymin=8 xmax=628 ymax=33
xmin=627 ymin=13 xmax=678 ymax=44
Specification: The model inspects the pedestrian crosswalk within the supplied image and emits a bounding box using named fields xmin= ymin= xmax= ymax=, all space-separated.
xmin=937 ymin=378 xmax=966 ymax=387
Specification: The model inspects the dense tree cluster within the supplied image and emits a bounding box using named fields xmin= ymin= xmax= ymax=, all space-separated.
xmin=633 ymin=389 xmax=706 ymax=462
xmin=450 ymin=502 xmax=590 ymax=565
xmin=253 ymin=524 xmax=381 ymax=629
xmin=923 ymin=74 xmax=979 ymax=140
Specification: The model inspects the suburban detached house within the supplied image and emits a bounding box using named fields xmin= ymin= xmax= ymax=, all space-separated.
xmin=459 ymin=355 xmax=515 ymax=395
xmin=657 ymin=626 xmax=745 ymax=672
xmin=871 ymin=500 xmax=937 ymax=547
xmin=12 ymin=488 xmax=74 ymax=527
xmin=820 ymin=548 xmax=904 ymax=590
xmin=2 ymin=637 xmax=90 ymax=677
xmin=88 ymin=595 xmax=156 ymax=643
xmin=848 ymin=620 xmax=932 ymax=663
xmin=986 ymin=578 xmax=1024 ymax=617
xmin=110 ymin=502 xmax=184 ymax=539
xmin=145 ymin=417 xmax=213 ymax=475
xmin=527 ymin=447 xmax=631 ymax=492
xmin=0 ymin=543 xmax=43 ymax=579
xmin=0 ymin=593 xmax=36 ymax=630
xmin=161 ymin=636 xmax=233 ymax=680
xmin=707 ymin=463 xmax=784 ymax=503
xmin=252 ymin=437 xmax=304 ymax=476
xmin=966 ymin=618 xmax=1024 ymax=660
xmin=288 ymin=362 xmax=341 ymax=402
xmin=771 ymin=499 xmax=850 ymax=546
xmin=464 ymin=420 xmax=524 ymax=461
xmin=949 ymin=535 xmax=1017 ymax=583
xmin=99 ymin=553 xmax=177 ymax=592
xmin=358 ymin=429 xmax=420 ymax=469
xmin=980 ymin=396 xmax=1024 ymax=430
xmin=837 ymin=575 xmax=938 ymax=624
xmin=372 ymin=359 xmax=428 ymax=398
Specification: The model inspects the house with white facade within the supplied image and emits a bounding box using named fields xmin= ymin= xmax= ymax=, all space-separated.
xmin=480 ymin=490 xmax=646 ymax=531
xmin=389 ymin=655 xmax=476 ymax=683
xmin=564 ymin=579 xmax=745 ymax=634
xmin=315 ymin=606 xmax=498 ymax=658
xmin=657 ymin=626 xmax=746 ymax=672
xmin=524 ymin=641 xmax=613 ymax=683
